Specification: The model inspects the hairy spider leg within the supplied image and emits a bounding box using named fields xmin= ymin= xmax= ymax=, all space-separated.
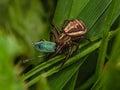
xmin=49 ymin=44 xmax=64 ymax=59
xmin=50 ymin=23 xmax=61 ymax=41
xmin=51 ymin=23 xmax=61 ymax=34
xmin=62 ymin=20 xmax=71 ymax=30
xmin=60 ymin=46 xmax=72 ymax=68
xmin=73 ymin=42 xmax=79 ymax=52
xmin=72 ymin=35 xmax=91 ymax=42
xmin=50 ymin=30 xmax=59 ymax=41
xmin=80 ymin=36 xmax=91 ymax=42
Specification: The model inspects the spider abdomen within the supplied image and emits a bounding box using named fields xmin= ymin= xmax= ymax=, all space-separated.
xmin=64 ymin=19 xmax=87 ymax=37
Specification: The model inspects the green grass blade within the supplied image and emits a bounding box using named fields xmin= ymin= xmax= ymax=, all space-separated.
xmin=95 ymin=0 xmax=120 ymax=80
xmin=27 ymin=74 xmax=50 ymax=90
xmin=63 ymin=71 xmax=78 ymax=90
xmin=91 ymin=0 xmax=120 ymax=89
xmin=69 ymin=0 xmax=89 ymax=18
xmin=77 ymin=0 xmax=112 ymax=29
xmin=47 ymin=58 xmax=86 ymax=90
xmin=102 ymin=28 xmax=120 ymax=90
xmin=53 ymin=0 xmax=73 ymax=26
xmin=22 ymin=56 xmax=64 ymax=81
xmin=87 ymin=5 xmax=120 ymax=40
xmin=77 ymin=75 xmax=96 ymax=90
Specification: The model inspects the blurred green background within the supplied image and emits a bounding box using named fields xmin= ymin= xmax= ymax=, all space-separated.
xmin=0 ymin=0 xmax=120 ymax=90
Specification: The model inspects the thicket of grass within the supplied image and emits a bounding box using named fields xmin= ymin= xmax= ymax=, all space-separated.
xmin=0 ymin=0 xmax=120 ymax=90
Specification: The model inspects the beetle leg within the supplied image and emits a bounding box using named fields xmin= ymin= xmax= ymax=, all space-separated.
xmin=60 ymin=46 xmax=72 ymax=68
xmin=51 ymin=22 xmax=61 ymax=35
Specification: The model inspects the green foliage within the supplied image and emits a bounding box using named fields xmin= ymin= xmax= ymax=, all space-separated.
xmin=0 ymin=0 xmax=120 ymax=90
xmin=0 ymin=30 xmax=25 ymax=90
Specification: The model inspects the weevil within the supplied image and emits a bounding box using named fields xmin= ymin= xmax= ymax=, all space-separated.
xmin=34 ymin=40 xmax=56 ymax=52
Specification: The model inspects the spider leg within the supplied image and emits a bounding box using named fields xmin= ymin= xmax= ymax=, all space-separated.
xmin=49 ymin=44 xmax=64 ymax=59
xmin=60 ymin=46 xmax=72 ymax=68
xmin=62 ymin=20 xmax=70 ymax=29
xmin=51 ymin=23 xmax=61 ymax=34
xmin=50 ymin=29 xmax=59 ymax=41
xmin=80 ymin=35 xmax=91 ymax=42
xmin=73 ymin=42 xmax=79 ymax=52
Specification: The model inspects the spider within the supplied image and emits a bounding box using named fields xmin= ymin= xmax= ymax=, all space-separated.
xmin=50 ymin=19 xmax=90 ymax=67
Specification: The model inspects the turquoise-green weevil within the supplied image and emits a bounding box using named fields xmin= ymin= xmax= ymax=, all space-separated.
xmin=34 ymin=41 xmax=56 ymax=52
xmin=23 ymin=41 xmax=56 ymax=63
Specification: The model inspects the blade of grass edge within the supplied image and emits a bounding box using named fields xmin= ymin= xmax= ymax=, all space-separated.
xmin=95 ymin=0 xmax=120 ymax=80
xmin=77 ymin=28 xmax=119 ymax=90
xmin=63 ymin=71 xmax=79 ymax=90
xmin=47 ymin=57 xmax=87 ymax=90
xmin=92 ymin=0 xmax=120 ymax=89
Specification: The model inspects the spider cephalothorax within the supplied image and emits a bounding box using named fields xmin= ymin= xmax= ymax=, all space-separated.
xmin=50 ymin=19 xmax=89 ymax=66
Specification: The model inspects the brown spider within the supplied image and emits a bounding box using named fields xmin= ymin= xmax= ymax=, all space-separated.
xmin=50 ymin=19 xmax=90 ymax=67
